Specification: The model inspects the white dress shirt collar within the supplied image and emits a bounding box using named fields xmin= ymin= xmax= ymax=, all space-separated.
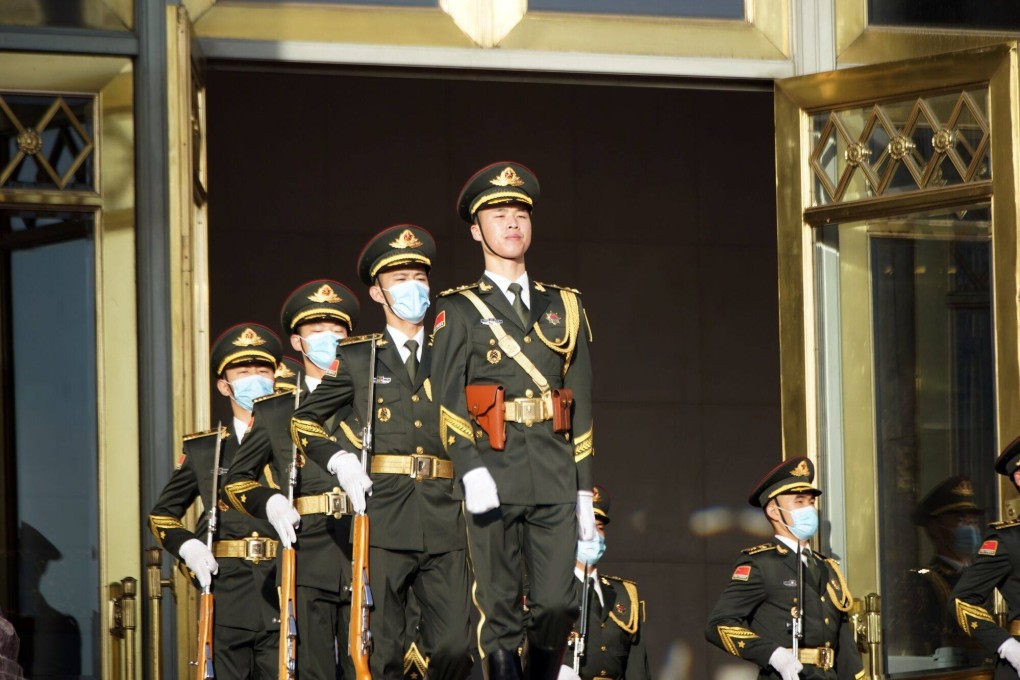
xmin=233 ymin=417 xmax=249 ymax=443
xmin=484 ymin=270 xmax=530 ymax=308
xmin=573 ymin=566 xmax=604 ymax=608
xmin=388 ymin=325 xmax=425 ymax=362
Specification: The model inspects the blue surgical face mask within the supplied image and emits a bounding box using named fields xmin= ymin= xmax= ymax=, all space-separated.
xmin=576 ymin=533 xmax=606 ymax=566
xmin=300 ymin=331 xmax=341 ymax=371
xmin=781 ymin=505 xmax=819 ymax=541
xmin=953 ymin=524 xmax=981 ymax=556
xmin=229 ymin=374 xmax=275 ymax=412
xmin=382 ymin=280 xmax=430 ymax=324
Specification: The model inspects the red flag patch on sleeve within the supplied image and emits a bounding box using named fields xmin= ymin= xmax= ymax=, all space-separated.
xmin=732 ymin=565 xmax=751 ymax=581
xmin=433 ymin=310 xmax=446 ymax=333
xmin=176 ymin=453 xmax=186 ymax=467
xmin=979 ymin=540 xmax=999 ymax=556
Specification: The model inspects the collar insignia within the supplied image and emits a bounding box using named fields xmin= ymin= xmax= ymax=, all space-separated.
xmin=307 ymin=284 xmax=342 ymax=304
xmin=233 ymin=327 xmax=267 ymax=347
xmin=389 ymin=229 xmax=424 ymax=249
xmin=490 ymin=166 xmax=525 ymax=187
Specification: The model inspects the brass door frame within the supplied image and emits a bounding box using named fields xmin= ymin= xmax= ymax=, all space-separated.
xmin=0 ymin=52 xmax=138 ymax=678
xmin=775 ymin=42 xmax=1020 ymax=597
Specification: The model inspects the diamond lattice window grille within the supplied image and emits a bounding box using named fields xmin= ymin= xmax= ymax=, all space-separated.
xmin=0 ymin=94 xmax=95 ymax=191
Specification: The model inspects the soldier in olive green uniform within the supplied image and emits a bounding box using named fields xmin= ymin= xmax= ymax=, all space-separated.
xmin=431 ymin=162 xmax=597 ymax=680
xmin=149 ymin=323 xmax=284 ymax=679
xmin=561 ymin=485 xmax=649 ymax=680
xmin=291 ymin=225 xmax=472 ymax=679
xmin=950 ymin=437 xmax=1020 ymax=679
xmin=705 ymin=457 xmax=864 ymax=680
xmin=223 ymin=282 xmax=361 ymax=680
xmin=889 ymin=476 xmax=987 ymax=665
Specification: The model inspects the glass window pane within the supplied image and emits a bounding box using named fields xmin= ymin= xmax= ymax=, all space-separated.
xmin=869 ymin=0 xmax=1020 ymax=31
xmin=0 ymin=0 xmax=130 ymax=31
xmin=529 ymin=0 xmax=743 ymax=18
xmin=10 ymin=231 xmax=99 ymax=678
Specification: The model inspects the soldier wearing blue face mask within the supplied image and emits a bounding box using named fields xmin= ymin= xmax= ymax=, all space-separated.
xmin=560 ymin=485 xmax=649 ymax=680
xmin=706 ymin=457 xmax=864 ymax=680
xmin=149 ymin=323 xmax=284 ymax=679
xmin=292 ymin=224 xmax=472 ymax=679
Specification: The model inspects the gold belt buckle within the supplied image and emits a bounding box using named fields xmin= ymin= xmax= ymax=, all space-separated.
xmin=410 ymin=455 xmax=436 ymax=481
xmin=818 ymin=647 xmax=834 ymax=671
xmin=515 ymin=397 xmax=541 ymax=426
xmin=326 ymin=487 xmax=350 ymax=518
xmin=244 ymin=535 xmax=268 ymax=563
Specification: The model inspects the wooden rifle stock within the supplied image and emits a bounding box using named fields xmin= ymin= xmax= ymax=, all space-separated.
xmin=278 ymin=547 xmax=297 ymax=680
xmin=350 ymin=515 xmax=372 ymax=679
xmin=196 ymin=592 xmax=214 ymax=680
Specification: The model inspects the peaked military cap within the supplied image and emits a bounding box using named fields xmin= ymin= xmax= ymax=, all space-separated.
xmin=592 ymin=484 xmax=611 ymax=525
xmin=280 ymin=279 xmax=360 ymax=334
xmin=748 ymin=456 xmax=821 ymax=508
xmin=456 ymin=161 xmax=540 ymax=223
xmin=357 ymin=224 xmax=436 ymax=285
xmin=274 ymin=355 xmax=303 ymax=393
xmin=995 ymin=435 xmax=1020 ymax=477
xmin=912 ymin=475 xmax=982 ymax=525
xmin=211 ymin=323 xmax=283 ymax=376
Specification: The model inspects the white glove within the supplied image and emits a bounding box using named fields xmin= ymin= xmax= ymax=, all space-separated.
xmin=461 ymin=467 xmax=500 ymax=514
xmin=266 ymin=494 xmax=300 ymax=548
xmin=998 ymin=637 xmax=1020 ymax=674
xmin=576 ymin=490 xmax=596 ymax=540
xmin=768 ymin=647 xmax=803 ymax=680
xmin=328 ymin=452 xmax=373 ymax=514
xmin=556 ymin=665 xmax=581 ymax=680
xmin=178 ymin=538 xmax=218 ymax=589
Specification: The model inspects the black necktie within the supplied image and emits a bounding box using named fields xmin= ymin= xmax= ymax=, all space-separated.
xmin=507 ymin=282 xmax=528 ymax=326
xmin=805 ymin=551 xmax=822 ymax=587
xmin=404 ymin=339 xmax=419 ymax=383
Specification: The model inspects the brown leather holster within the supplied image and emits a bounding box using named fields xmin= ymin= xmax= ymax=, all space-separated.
xmin=466 ymin=384 xmax=506 ymax=451
xmin=551 ymin=388 xmax=574 ymax=434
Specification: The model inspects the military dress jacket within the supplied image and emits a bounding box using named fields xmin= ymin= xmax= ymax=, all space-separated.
xmin=705 ymin=542 xmax=864 ymax=680
xmin=291 ymin=331 xmax=464 ymax=554
xmin=950 ymin=520 xmax=1020 ymax=664
xmin=148 ymin=428 xmax=279 ymax=631
xmin=222 ymin=386 xmax=352 ymax=592
xmin=430 ymin=276 xmax=595 ymax=505
xmin=569 ymin=573 xmax=649 ymax=680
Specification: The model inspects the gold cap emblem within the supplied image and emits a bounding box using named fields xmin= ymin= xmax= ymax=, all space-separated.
xmin=275 ymin=362 xmax=295 ymax=380
xmin=790 ymin=460 xmax=810 ymax=477
xmin=307 ymin=284 xmax=342 ymax=304
xmin=593 ymin=486 xmax=602 ymax=503
xmin=952 ymin=479 xmax=975 ymax=496
xmin=389 ymin=229 xmax=424 ymax=250
xmin=233 ymin=327 xmax=267 ymax=347
xmin=490 ymin=166 xmax=525 ymax=187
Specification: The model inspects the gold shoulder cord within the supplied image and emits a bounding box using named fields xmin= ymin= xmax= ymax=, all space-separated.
xmin=824 ymin=558 xmax=854 ymax=612
xmin=533 ymin=289 xmax=580 ymax=376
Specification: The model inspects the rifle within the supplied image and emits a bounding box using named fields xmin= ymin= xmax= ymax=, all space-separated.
xmin=572 ymin=563 xmax=591 ymax=673
xmin=350 ymin=338 xmax=376 ymax=680
xmin=279 ymin=376 xmax=301 ymax=680
xmin=196 ymin=422 xmax=224 ymax=680
xmin=792 ymin=543 xmax=804 ymax=658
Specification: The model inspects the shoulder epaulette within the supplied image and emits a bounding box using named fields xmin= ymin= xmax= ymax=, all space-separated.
xmin=253 ymin=391 xmax=287 ymax=405
xmin=602 ymin=573 xmax=637 ymax=586
xmin=535 ymin=281 xmax=581 ymax=295
xmin=605 ymin=573 xmax=640 ymax=634
xmin=991 ymin=519 xmax=1020 ymax=530
xmin=438 ymin=282 xmax=479 ymax=297
xmin=182 ymin=426 xmax=228 ymax=442
xmin=741 ymin=542 xmax=786 ymax=555
xmin=340 ymin=333 xmax=384 ymax=346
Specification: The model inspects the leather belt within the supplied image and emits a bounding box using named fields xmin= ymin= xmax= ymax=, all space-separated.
xmin=786 ymin=647 xmax=835 ymax=671
xmin=1010 ymin=620 xmax=1020 ymax=636
xmin=504 ymin=393 xmax=554 ymax=426
xmin=212 ymin=534 xmax=278 ymax=563
xmin=371 ymin=454 xmax=454 ymax=480
xmin=295 ymin=488 xmax=350 ymax=518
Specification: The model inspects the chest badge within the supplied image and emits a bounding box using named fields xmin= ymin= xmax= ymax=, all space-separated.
xmin=615 ymin=603 xmax=626 ymax=614
xmin=374 ymin=376 xmax=392 ymax=385
xmin=783 ymin=579 xmax=797 ymax=587
xmin=377 ymin=406 xmax=392 ymax=422
xmin=544 ymin=311 xmax=562 ymax=326
xmin=481 ymin=318 xmax=503 ymax=326
xmin=486 ymin=349 xmax=502 ymax=364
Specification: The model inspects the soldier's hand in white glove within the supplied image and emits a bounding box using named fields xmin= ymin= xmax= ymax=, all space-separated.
xmin=998 ymin=637 xmax=1020 ymax=674
xmin=178 ymin=538 xmax=219 ymax=589
xmin=576 ymin=490 xmax=596 ymax=540
xmin=769 ymin=647 xmax=803 ymax=680
xmin=266 ymin=494 xmax=300 ymax=548
xmin=556 ymin=665 xmax=581 ymax=680
xmin=328 ymin=452 xmax=373 ymax=514
xmin=462 ymin=467 xmax=500 ymax=514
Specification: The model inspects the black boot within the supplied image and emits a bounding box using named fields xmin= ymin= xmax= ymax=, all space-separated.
xmin=484 ymin=649 xmax=523 ymax=680
xmin=522 ymin=645 xmax=564 ymax=680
